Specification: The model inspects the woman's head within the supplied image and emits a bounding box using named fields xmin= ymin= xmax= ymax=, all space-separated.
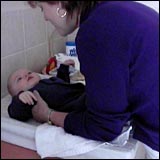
xmin=7 ymin=69 xmax=40 ymax=96
xmin=28 ymin=1 xmax=98 ymax=36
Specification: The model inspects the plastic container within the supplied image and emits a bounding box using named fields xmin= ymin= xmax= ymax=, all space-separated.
xmin=66 ymin=41 xmax=77 ymax=57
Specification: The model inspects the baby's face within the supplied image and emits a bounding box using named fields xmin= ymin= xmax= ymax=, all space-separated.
xmin=9 ymin=69 xmax=40 ymax=95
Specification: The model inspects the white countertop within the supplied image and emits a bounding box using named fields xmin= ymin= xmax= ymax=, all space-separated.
xmin=1 ymin=95 xmax=40 ymax=150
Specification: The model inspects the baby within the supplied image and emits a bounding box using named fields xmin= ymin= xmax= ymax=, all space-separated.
xmin=7 ymin=60 xmax=86 ymax=122
xmin=8 ymin=59 xmax=75 ymax=102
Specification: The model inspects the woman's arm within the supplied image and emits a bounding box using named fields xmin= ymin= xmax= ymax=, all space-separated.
xmin=31 ymin=90 xmax=68 ymax=126
xmin=49 ymin=111 xmax=68 ymax=127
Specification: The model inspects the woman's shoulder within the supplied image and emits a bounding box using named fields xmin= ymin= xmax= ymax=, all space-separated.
xmin=79 ymin=2 xmax=129 ymax=32
xmin=78 ymin=1 xmax=158 ymax=40
xmin=81 ymin=1 xmax=158 ymax=27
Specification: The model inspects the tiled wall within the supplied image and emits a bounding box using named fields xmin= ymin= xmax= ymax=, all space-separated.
xmin=1 ymin=1 xmax=78 ymax=98
xmin=1 ymin=2 xmax=47 ymax=97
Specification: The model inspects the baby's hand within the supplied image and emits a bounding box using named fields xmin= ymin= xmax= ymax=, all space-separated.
xmin=19 ymin=91 xmax=37 ymax=105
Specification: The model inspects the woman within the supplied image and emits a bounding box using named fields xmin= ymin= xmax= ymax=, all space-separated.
xmin=28 ymin=1 xmax=159 ymax=158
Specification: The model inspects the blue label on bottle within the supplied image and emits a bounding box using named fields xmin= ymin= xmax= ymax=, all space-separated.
xmin=69 ymin=48 xmax=77 ymax=56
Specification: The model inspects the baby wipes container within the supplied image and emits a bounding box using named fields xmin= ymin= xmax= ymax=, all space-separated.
xmin=66 ymin=41 xmax=77 ymax=57
xmin=65 ymin=41 xmax=80 ymax=71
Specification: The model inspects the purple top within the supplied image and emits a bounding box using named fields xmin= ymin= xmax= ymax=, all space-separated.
xmin=64 ymin=1 xmax=159 ymax=151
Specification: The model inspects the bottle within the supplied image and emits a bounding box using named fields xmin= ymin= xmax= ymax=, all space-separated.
xmin=66 ymin=41 xmax=80 ymax=71
xmin=66 ymin=41 xmax=77 ymax=57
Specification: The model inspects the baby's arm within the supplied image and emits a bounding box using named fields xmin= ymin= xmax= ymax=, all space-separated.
xmin=57 ymin=59 xmax=75 ymax=83
xmin=19 ymin=91 xmax=37 ymax=105
xmin=8 ymin=91 xmax=36 ymax=121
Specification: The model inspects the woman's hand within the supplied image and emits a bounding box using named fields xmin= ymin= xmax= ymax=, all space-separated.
xmin=19 ymin=91 xmax=37 ymax=105
xmin=63 ymin=59 xmax=75 ymax=66
xmin=32 ymin=90 xmax=68 ymax=127
xmin=32 ymin=90 xmax=49 ymax=123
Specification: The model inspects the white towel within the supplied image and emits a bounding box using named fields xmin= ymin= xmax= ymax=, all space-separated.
xmin=35 ymin=123 xmax=104 ymax=158
xmin=35 ymin=123 xmax=132 ymax=159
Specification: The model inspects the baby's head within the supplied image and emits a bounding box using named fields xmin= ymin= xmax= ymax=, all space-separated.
xmin=7 ymin=68 xmax=41 ymax=96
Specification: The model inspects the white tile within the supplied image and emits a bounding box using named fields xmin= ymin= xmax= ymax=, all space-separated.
xmin=67 ymin=28 xmax=78 ymax=42
xmin=26 ymin=43 xmax=49 ymax=73
xmin=48 ymin=29 xmax=67 ymax=55
xmin=1 ymin=52 xmax=26 ymax=97
xmin=1 ymin=1 xmax=30 ymax=12
xmin=5 ymin=52 xmax=26 ymax=81
xmin=51 ymin=29 xmax=65 ymax=39
xmin=46 ymin=22 xmax=56 ymax=38
xmin=23 ymin=8 xmax=47 ymax=48
xmin=52 ymin=37 xmax=67 ymax=55
xmin=67 ymin=34 xmax=76 ymax=42
xmin=46 ymin=22 xmax=56 ymax=56
xmin=1 ymin=11 xmax=24 ymax=57
xmin=1 ymin=59 xmax=8 ymax=97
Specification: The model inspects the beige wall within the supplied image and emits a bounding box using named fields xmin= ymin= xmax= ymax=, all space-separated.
xmin=1 ymin=2 xmax=47 ymax=97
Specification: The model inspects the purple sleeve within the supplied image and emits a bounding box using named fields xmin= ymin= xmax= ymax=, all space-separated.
xmin=64 ymin=12 xmax=130 ymax=141
xmin=64 ymin=1 xmax=159 ymax=148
